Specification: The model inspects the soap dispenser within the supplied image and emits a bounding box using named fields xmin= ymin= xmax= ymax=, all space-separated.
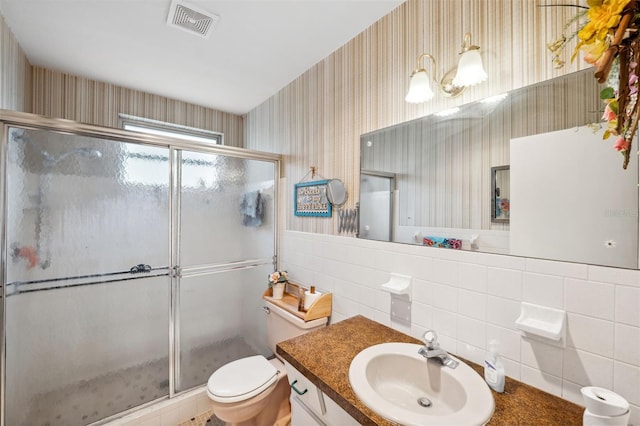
xmin=484 ymin=340 xmax=505 ymax=393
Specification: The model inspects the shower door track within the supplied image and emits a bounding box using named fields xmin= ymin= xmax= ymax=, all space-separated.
xmin=0 ymin=110 xmax=281 ymax=426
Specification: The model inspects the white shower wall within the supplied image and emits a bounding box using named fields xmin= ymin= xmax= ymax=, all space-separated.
xmin=280 ymin=230 xmax=640 ymax=425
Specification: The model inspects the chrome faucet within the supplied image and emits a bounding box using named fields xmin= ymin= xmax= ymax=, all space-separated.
xmin=418 ymin=330 xmax=459 ymax=369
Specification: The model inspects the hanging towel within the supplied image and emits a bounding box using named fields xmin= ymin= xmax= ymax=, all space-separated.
xmin=241 ymin=190 xmax=264 ymax=227
xmin=423 ymin=236 xmax=462 ymax=250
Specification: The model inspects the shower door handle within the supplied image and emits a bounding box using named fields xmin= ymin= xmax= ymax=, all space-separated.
xmin=129 ymin=264 xmax=152 ymax=273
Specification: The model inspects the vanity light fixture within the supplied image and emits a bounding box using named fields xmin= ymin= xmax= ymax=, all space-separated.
xmin=405 ymin=53 xmax=437 ymax=103
xmin=452 ymin=32 xmax=488 ymax=87
xmin=405 ymin=32 xmax=487 ymax=104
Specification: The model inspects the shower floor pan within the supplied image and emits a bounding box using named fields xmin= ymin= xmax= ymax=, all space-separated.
xmin=12 ymin=336 xmax=256 ymax=426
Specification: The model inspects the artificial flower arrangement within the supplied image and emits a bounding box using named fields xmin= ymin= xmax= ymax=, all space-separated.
xmin=268 ymin=270 xmax=288 ymax=288
xmin=549 ymin=0 xmax=640 ymax=169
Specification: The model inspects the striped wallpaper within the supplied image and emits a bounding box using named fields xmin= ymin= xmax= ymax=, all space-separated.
xmin=30 ymin=67 xmax=244 ymax=147
xmin=0 ymin=12 xmax=31 ymax=112
xmin=244 ymin=0 xmax=591 ymax=235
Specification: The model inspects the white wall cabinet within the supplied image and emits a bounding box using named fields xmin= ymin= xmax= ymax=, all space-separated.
xmin=284 ymin=361 xmax=360 ymax=426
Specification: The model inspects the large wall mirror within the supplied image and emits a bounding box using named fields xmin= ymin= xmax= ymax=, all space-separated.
xmin=359 ymin=70 xmax=639 ymax=269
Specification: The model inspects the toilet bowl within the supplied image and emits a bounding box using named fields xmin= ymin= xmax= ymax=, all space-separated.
xmin=207 ymin=356 xmax=289 ymax=426
xmin=206 ymin=300 xmax=328 ymax=425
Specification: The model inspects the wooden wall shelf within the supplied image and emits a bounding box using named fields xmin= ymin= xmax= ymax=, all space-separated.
xmin=262 ymin=282 xmax=332 ymax=322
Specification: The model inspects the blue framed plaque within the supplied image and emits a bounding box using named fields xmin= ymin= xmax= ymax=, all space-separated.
xmin=294 ymin=180 xmax=332 ymax=217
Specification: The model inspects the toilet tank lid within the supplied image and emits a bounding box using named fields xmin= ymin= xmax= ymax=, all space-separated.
xmin=207 ymin=355 xmax=278 ymax=402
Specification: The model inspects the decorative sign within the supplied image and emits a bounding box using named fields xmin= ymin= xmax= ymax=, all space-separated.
xmin=294 ymin=180 xmax=332 ymax=217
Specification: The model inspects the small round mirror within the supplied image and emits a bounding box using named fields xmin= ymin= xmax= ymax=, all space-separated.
xmin=326 ymin=179 xmax=348 ymax=207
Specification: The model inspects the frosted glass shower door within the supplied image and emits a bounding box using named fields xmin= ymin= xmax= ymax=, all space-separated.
xmin=175 ymin=151 xmax=276 ymax=392
xmin=3 ymin=127 xmax=171 ymax=426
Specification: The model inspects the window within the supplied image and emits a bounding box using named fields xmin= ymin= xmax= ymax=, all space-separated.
xmin=119 ymin=114 xmax=223 ymax=187
xmin=119 ymin=114 xmax=223 ymax=145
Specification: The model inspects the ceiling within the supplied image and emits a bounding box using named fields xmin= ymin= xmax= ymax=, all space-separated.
xmin=0 ymin=0 xmax=404 ymax=115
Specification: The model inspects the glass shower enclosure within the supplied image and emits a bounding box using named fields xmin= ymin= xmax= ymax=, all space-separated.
xmin=0 ymin=111 xmax=280 ymax=425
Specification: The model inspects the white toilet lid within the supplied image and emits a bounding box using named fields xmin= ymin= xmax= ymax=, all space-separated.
xmin=207 ymin=355 xmax=279 ymax=403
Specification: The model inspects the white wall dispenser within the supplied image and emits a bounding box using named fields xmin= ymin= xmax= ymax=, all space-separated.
xmin=581 ymin=386 xmax=630 ymax=426
xmin=515 ymin=302 xmax=566 ymax=345
xmin=381 ymin=273 xmax=412 ymax=326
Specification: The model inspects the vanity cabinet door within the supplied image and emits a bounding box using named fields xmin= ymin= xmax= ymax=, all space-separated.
xmin=284 ymin=360 xmax=360 ymax=426
xmin=291 ymin=395 xmax=326 ymax=426
xmin=322 ymin=393 xmax=360 ymax=426
xmin=284 ymin=360 xmax=326 ymax=416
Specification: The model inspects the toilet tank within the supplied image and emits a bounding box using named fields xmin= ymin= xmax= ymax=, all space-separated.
xmin=265 ymin=300 xmax=328 ymax=357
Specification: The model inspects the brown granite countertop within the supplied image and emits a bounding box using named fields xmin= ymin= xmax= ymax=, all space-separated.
xmin=276 ymin=315 xmax=584 ymax=425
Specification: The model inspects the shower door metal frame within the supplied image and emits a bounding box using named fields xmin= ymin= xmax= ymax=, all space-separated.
xmin=0 ymin=109 xmax=281 ymax=425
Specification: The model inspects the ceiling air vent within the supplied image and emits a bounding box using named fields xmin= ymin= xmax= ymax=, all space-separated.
xmin=166 ymin=0 xmax=219 ymax=39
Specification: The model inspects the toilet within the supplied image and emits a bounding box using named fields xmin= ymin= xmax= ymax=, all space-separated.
xmin=206 ymin=300 xmax=328 ymax=426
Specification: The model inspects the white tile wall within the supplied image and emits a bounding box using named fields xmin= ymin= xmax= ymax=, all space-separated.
xmin=457 ymin=315 xmax=486 ymax=349
xmin=563 ymin=348 xmax=613 ymax=389
xmin=567 ymin=313 xmax=614 ymax=358
xmin=458 ymin=289 xmax=486 ymax=321
xmin=486 ymin=296 xmax=521 ymax=329
xmin=487 ymin=267 xmax=523 ymax=301
xmin=614 ymin=361 xmax=640 ymax=406
xmin=615 ymin=323 xmax=640 ymax=366
xmin=458 ymin=262 xmax=488 ymax=292
xmin=521 ymin=339 xmax=563 ymax=377
xmin=522 ymin=273 xmax=564 ymax=309
xmin=521 ymin=364 xmax=562 ymax=397
xmin=281 ymin=231 xmax=640 ymax=424
xmin=486 ymin=324 xmax=520 ymax=362
xmin=565 ymin=278 xmax=615 ymax=321
xmin=616 ymin=285 xmax=640 ymax=326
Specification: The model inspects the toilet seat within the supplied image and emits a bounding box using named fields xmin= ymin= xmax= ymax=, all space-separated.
xmin=207 ymin=355 xmax=279 ymax=403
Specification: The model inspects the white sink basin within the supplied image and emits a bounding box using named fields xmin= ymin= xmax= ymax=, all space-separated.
xmin=349 ymin=342 xmax=495 ymax=426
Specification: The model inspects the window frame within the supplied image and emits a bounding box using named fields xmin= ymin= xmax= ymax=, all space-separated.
xmin=118 ymin=113 xmax=223 ymax=145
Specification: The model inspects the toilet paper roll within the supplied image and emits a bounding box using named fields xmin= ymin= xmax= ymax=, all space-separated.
xmin=304 ymin=290 xmax=321 ymax=310
xmin=581 ymin=386 xmax=629 ymax=417
xmin=583 ymin=409 xmax=630 ymax=426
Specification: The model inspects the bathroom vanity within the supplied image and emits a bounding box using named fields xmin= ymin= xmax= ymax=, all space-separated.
xmin=277 ymin=315 xmax=584 ymax=425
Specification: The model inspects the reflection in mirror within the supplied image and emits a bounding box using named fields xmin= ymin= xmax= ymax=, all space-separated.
xmin=359 ymin=70 xmax=639 ymax=268
xmin=359 ymin=171 xmax=395 ymax=241
xmin=491 ymin=166 xmax=509 ymax=224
